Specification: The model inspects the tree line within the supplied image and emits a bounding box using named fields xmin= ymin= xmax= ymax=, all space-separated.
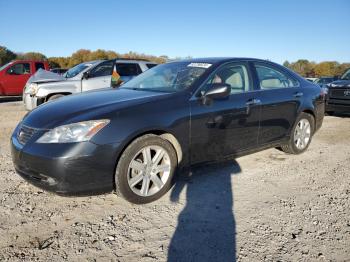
xmin=283 ymin=60 xmax=350 ymax=78
xmin=1 ymin=46 xmax=349 ymax=77
xmin=0 ymin=46 xmax=168 ymax=69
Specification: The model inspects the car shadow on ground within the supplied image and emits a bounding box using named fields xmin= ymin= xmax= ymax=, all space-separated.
xmin=168 ymin=159 xmax=241 ymax=262
xmin=0 ymin=96 xmax=22 ymax=103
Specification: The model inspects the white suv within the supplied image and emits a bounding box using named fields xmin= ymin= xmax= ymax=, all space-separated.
xmin=23 ymin=59 xmax=157 ymax=111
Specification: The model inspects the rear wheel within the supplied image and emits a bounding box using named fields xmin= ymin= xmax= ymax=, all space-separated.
xmin=115 ymin=134 xmax=177 ymax=204
xmin=48 ymin=94 xmax=65 ymax=101
xmin=281 ymin=112 xmax=314 ymax=154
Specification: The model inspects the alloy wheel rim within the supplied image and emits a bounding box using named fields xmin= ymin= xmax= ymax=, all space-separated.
xmin=294 ymin=118 xmax=311 ymax=150
xmin=127 ymin=145 xmax=171 ymax=197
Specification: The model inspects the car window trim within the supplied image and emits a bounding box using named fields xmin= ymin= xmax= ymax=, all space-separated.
xmin=192 ymin=61 xmax=254 ymax=99
xmin=88 ymin=60 xmax=114 ymax=79
xmin=6 ymin=62 xmax=31 ymax=75
xmin=115 ymin=63 xmax=141 ymax=76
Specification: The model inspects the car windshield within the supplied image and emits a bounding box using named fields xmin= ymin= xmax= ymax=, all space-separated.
xmin=64 ymin=62 xmax=92 ymax=78
xmin=0 ymin=62 xmax=13 ymax=72
xmin=341 ymin=69 xmax=350 ymax=80
xmin=121 ymin=62 xmax=211 ymax=92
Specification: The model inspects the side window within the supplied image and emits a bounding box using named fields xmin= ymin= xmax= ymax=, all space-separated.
xmin=205 ymin=64 xmax=250 ymax=94
xmin=89 ymin=60 xmax=114 ymax=78
xmin=35 ymin=62 xmax=45 ymax=71
xmin=115 ymin=63 xmax=141 ymax=76
xmin=255 ymin=64 xmax=299 ymax=89
xmin=7 ymin=63 xmax=31 ymax=75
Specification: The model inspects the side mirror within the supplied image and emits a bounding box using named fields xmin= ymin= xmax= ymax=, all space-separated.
xmin=82 ymin=71 xmax=90 ymax=79
xmin=7 ymin=69 xmax=15 ymax=75
xmin=204 ymin=83 xmax=230 ymax=99
xmin=201 ymin=83 xmax=230 ymax=105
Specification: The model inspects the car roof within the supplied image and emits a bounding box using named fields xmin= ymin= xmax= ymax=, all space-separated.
xmin=12 ymin=60 xmax=48 ymax=63
xmin=169 ymin=57 xmax=272 ymax=65
xmin=114 ymin=59 xmax=155 ymax=63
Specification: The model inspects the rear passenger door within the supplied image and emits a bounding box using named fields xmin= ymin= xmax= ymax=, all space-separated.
xmin=251 ymin=62 xmax=301 ymax=146
xmin=82 ymin=60 xmax=114 ymax=92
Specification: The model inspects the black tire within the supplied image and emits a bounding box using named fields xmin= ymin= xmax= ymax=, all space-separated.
xmin=281 ymin=112 xmax=315 ymax=155
xmin=48 ymin=94 xmax=65 ymax=101
xmin=115 ymin=134 xmax=177 ymax=204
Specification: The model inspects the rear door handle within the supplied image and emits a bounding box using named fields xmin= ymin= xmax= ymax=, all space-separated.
xmin=294 ymin=92 xmax=303 ymax=98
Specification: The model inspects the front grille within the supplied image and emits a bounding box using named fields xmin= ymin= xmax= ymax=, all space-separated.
xmin=330 ymin=88 xmax=350 ymax=99
xmin=17 ymin=125 xmax=37 ymax=145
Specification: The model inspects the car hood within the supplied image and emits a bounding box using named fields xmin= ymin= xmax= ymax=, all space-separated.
xmin=22 ymin=88 xmax=171 ymax=129
xmin=28 ymin=69 xmax=66 ymax=84
xmin=328 ymin=80 xmax=350 ymax=88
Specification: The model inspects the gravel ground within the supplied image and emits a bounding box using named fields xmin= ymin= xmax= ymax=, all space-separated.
xmin=0 ymin=102 xmax=349 ymax=261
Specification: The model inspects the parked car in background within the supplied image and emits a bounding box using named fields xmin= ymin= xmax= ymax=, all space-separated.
xmin=306 ymin=77 xmax=318 ymax=83
xmin=315 ymin=77 xmax=338 ymax=87
xmin=0 ymin=60 xmax=50 ymax=96
xmin=12 ymin=58 xmax=325 ymax=204
xmin=23 ymin=59 xmax=157 ymax=110
xmin=325 ymin=68 xmax=350 ymax=114
xmin=50 ymin=68 xmax=68 ymax=75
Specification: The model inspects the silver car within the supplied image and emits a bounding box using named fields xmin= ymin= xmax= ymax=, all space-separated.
xmin=23 ymin=59 xmax=157 ymax=111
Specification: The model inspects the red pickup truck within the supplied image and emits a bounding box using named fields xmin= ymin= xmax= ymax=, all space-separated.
xmin=0 ymin=60 xmax=50 ymax=96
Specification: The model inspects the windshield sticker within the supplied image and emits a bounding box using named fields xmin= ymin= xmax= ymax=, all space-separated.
xmin=187 ymin=63 xmax=212 ymax=69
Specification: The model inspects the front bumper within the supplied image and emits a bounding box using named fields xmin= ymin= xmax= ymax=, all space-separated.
xmin=11 ymin=126 xmax=122 ymax=196
xmin=23 ymin=93 xmax=39 ymax=111
xmin=326 ymin=99 xmax=350 ymax=113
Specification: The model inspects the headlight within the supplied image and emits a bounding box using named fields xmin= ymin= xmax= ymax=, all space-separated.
xmin=36 ymin=120 xmax=110 ymax=143
xmin=321 ymin=87 xmax=329 ymax=95
xmin=25 ymin=83 xmax=39 ymax=95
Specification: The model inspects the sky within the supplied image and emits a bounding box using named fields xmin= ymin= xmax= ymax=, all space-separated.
xmin=0 ymin=0 xmax=349 ymax=64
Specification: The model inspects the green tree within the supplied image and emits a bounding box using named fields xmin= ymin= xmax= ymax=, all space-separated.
xmin=88 ymin=49 xmax=109 ymax=60
xmin=283 ymin=60 xmax=290 ymax=68
xmin=336 ymin=63 xmax=350 ymax=77
xmin=314 ymin=61 xmax=339 ymax=77
xmin=0 ymin=46 xmax=16 ymax=66
xmin=289 ymin=59 xmax=315 ymax=77
xmin=48 ymin=57 xmax=71 ymax=68
xmin=17 ymin=52 xmax=47 ymax=60
xmin=70 ymin=49 xmax=91 ymax=67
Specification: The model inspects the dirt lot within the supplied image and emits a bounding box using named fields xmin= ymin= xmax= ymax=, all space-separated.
xmin=0 ymin=102 xmax=349 ymax=261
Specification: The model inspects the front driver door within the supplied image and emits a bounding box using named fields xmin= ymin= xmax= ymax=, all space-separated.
xmin=3 ymin=62 xmax=31 ymax=95
xmin=82 ymin=60 xmax=114 ymax=92
xmin=190 ymin=62 xmax=262 ymax=164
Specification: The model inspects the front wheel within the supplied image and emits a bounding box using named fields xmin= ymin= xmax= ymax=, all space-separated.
xmin=281 ymin=112 xmax=314 ymax=154
xmin=115 ymin=134 xmax=177 ymax=204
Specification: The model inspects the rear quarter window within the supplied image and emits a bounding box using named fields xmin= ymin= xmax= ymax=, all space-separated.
xmin=254 ymin=63 xmax=299 ymax=89
xmin=115 ymin=63 xmax=142 ymax=76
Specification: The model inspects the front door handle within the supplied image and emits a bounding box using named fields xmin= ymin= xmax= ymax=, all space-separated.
xmin=246 ymin=98 xmax=261 ymax=106
xmin=246 ymin=98 xmax=261 ymax=114
xmin=294 ymin=92 xmax=303 ymax=98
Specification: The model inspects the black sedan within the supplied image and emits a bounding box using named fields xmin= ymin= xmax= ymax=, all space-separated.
xmin=11 ymin=58 xmax=325 ymax=204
